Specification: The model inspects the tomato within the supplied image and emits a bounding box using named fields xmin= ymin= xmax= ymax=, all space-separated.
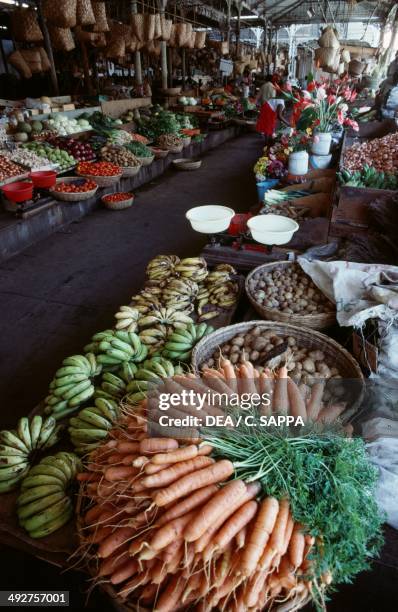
xmin=103 ymin=192 xmax=133 ymax=203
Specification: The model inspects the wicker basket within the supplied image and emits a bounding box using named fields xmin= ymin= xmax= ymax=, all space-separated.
xmin=245 ymin=262 xmax=336 ymax=330
xmin=77 ymin=171 xmax=122 ymax=187
xmin=136 ymin=155 xmax=154 ymax=166
xmin=49 ymin=177 xmax=98 ymax=202
xmin=102 ymin=193 xmax=134 ymax=210
xmin=168 ymin=144 xmax=184 ymax=154
xmin=191 ymin=320 xmax=364 ymax=418
xmin=122 ymin=165 xmax=141 ymax=177
xmin=151 ymin=147 xmax=169 ymax=159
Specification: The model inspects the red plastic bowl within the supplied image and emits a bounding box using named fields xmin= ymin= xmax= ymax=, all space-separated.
xmin=30 ymin=170 xmax=57 ymax=189
xmin=2 ymin=181 xmax=33 ymax=202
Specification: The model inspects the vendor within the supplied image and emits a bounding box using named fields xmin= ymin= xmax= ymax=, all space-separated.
xmin=257 ymin=74 xmax=276 ymax=103
xmin=256 ymin=96 xmax=290 ymax=143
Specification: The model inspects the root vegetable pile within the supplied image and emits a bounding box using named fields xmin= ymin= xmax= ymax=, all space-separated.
xmin=0 ymin=156 xmax=25 ymax=181
xmin=200 ymin=326 xmax=343 ymax=388
xmin=100 ymin=145 xmax=141 ymax=168
xmin=78 ymin=360 xmax=383 ymax=611
xmin=157 ymin=133 xmax=183 ymax=149
xmin=343 ymin=132 xmax=398 ymax=174
xmin=248 ymin=264 xmax=334 ymax=316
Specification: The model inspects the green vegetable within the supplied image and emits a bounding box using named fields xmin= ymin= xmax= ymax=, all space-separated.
xmin=202 ymin=413 xmax=384 ymax=604
xmin=338 ymin=165 xmax=398 ymax=190
xmin=125 ymin=141 xmax=152 ymax=157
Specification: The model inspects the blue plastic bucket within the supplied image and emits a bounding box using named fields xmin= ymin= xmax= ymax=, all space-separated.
xmin=256 ymin=179 xmax=279 ymax=202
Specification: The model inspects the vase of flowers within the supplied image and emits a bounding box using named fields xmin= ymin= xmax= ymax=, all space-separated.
xmin=253 ymin=142 xmax=289 ymax=201
xmin=284 ymin=131 xmax=310 ymax=175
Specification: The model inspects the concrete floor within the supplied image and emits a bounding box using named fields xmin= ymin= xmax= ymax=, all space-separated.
xmin=0 ymin=132 xmax=397 ymax=610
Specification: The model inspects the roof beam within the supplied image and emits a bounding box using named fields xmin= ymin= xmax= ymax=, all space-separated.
xmin=271 ymin=0 xmax=304 ymax=22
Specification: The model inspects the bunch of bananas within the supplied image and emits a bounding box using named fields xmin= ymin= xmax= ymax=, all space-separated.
xmin=197 ymin=264 xmax=239 ymax=321
xmin=114 ymin=306 xmax=140 ymax=332
xmin=126 ymin=357 xmax=183 ymax=404
xmin=146 ymin=254 xmax=180 ymax=281
xmin=94 ymin=372 xmax=127 ymax=401
xmin=139 ymin=325 xmax=168 ymax=355
xmin=130 ymin=290 xmax=162 ymax=316
xmin=162 ymin=322 xmax=214 ymax=362
xmin=0 ymin=416 xmax=61 ymax=493
xmin=162 ymin=278 xmax=198 ymax=312
xmin=138 ymin=307 xmax=193 ymax=332
xmin=44 ymin=354 xmax=100 ymax=421
xmin=17 ymin=452 xmax=80 ymax=538
xmin=175 ymin=257 xmax=208 ymax=283
xmin=69 ymin=398 xmax=119 ymax=454
xmin=85 ymin=330 xmax=148 ymax=370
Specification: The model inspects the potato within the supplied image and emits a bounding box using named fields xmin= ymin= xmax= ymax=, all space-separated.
xmin=252 ymin=337 xmax=267 ymax=351
xmin=231 ymin=336 xmax=244 ymax=346
xmin=250 ymin=350 xmax=259 ymax=362
xmin=303 ymin=358 xmax=316 ymax=374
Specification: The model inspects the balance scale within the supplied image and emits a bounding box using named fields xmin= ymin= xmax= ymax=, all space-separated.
xmin=186 ymin=206 xmax=299 ymax=270
xmin=1 ymin=171 xmax=57 ymax=219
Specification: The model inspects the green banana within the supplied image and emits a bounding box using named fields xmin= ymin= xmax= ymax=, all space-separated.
xmin=54 ymin=373 xmax=88 ymax=387
xmin=20 ymin=497 xmax=72 ymax=532
xmin=0 ymin=462 xmax=29 ymax=481
xmin=0 ymin=468 xmax=29 ymax=492
xmin=29 ymin=507 xmax=73 ymax=539
xmin=21 ymin=474 xmax=64 ymax=489
xmin=37 ymin=416 xmax=57 ymax=448
xmin=17 ymin=418 xmax=32 ymax=451
xmin=0 ymin=444 xmax=25 ymax=457
xmin=0 ymin=455 xmax=27 ymax=466
xmin=0 ymin=430 xmax=29 ymax=454
xmin=28 ymin=464 xmax=67 ymax=484
xmin=76 ymin=409 xmax=111 ymax=430
xmin=18 ymin=492 xmax=66 ymax=521
xmin=17 ymin=484 xmax=63 ymax=506
xmin=29 ymin=415 xmax=42 ymax=449
xmin=62 ymin=379 xmax=91 ymax=401
xmin=68 ymin=384 xmax=95 ymax=407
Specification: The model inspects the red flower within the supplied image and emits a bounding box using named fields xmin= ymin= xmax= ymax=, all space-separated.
xmin=344 ymin=118 xmax=359 ymax=131
xmin=327 ymin=94 xmax=336 ymax=104
xmin=350 ymin=90 xmax=358 ymax=102
xmin=307 ymin=81 xmax=316 ymax=92
xmin=337 ymin=109 xmax=344 ymax=125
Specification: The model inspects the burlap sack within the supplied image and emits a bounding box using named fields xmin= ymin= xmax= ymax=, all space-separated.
xmin=21 ymin=48 xmax=42 ymax=73
xmin=76 ymin=0 xmax=95 ymax=26
xmin=8 ymin=50 xmax=32 ymax=79
xmin=168 ymin=24 xmax=177 ymax=47
xmin=49 ymin=25 xmax=76 ymax=52
xmin=187 ymin=32 xmax=196 ymax=49
xmin=92 ymin=2 xmax=109 ymax=32
xmin=43 ymin=0 xmax=77 ymax=28
xmin=11 ymin=8 xmax=43 ymax=43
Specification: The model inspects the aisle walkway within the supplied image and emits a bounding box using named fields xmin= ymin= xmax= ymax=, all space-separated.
xmin=0 ymin=132 xmax=261 ymax=423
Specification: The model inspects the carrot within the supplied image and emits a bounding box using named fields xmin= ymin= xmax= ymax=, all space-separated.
xmin=142 ymin=456 xmax=214 ymax=489
xmin=133 ymin=456 xmax=149 ymax=468
xmin=318 ymin=402 xmax=346 ymax=424
xmin=154 ymin=575 xmax=185 ymax=612
xmin=259 ymin=372 xmax=273 ymax=416
xmin=173 ymin=375 xmax=224 ymax=417
xmin=77 ymin=472 xmax=100 ymax=482
xmin=98 ymin=526 xmax=135 ymax=558
xmin=184 ymin=479 xmax=247 ymax=542
xmin=154 ymin=459 xmax=234 ymax=507
xmin=306 ymin=381 xmax=325 ymax=420
xmin=118 ymin=571 xmax=150 ymax=599
xmin=117 ymin=441 xmax=140 ymax=453
xmin=144 ymin=462 xmax=172 ymax=475
xmin=269 ymin=499 xmax=290 ymax=555
xmin=212 ymin=500 xmax=258 ymax=552
xmin=281 ymin=512 xmax=295 ymax=555
xmin=240 ymin=496 xmax=279 ymax=576
xmin=244 ymin=570 xmax=268 ymax=608
xmin=139 ymin=437 xmax=179 ymax=454
xmin=235 ymin=525 xmax=247 ymax=549
xmin=238 ymin=364 xmax=258 ymax=397
xmin=287 ymin=378 xmax=307 ymax=420
xmin=182 ymin=571 xmax=202 ymax=602
xmin=151 ymin=444 xmax=198 ymax=465
xmin=104 ymin=466 xmax=137 ymax=482
xmin=151 ymin=559 xmax=169 ymax=585
xmin=98 ymin=547 xmax=129 ymax=576
xmin=87 ymin=525 xmax=113 ymax=544
xmin=150 ymin=510 xmax=197 ymax=551
xmin=156 ymin=484 xmax=219 ymax=527
xmin=289 ymin=528 xmax=306 ymax=568
xmin=220 ymin=358 xmax=238 ymax=393
xmin=198 ymin=443 xmax=213 ymax=456
xmin=162 ymin=539 xmax=182 ymax=564
xmin=166 ymin=543 xmax=184 ymax=574
xmin=110 ymin=559 xmax=138 ymax=585
xmin=202 ymin=371 xmax=235 ymax=398
xmin=139 ymin=583 xmax=158 ymax=604
xmin=84 ymin=503 xmax=111 ymax=526
xmin=121 ymin=454 xmax=137 ymax=466
xmin=272 ymin=366 xmax=289 ymax=414
xmin=195 ymin=482 xmax=260 ymax=555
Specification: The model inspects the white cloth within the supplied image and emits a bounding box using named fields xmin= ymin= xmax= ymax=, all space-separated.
xmin=267 ymin=98 xmax=285 ymax=112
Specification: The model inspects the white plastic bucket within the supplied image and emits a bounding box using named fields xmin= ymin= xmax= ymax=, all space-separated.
xmin=311 ymin=132 xmax=332 ymax=155
xmin=310 ymin=154 xmax=332 ymax=170
xmin=288 ymin=150 xmax=309 ymax=176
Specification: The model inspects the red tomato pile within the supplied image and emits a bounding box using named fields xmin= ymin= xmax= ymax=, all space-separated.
xmin=77 ymin=161 xmax=121 ymax=176
xmin=103 ymin=192 xmax=133 ymax=202
xmin=54 ymin=179 xmax=97 ymax=193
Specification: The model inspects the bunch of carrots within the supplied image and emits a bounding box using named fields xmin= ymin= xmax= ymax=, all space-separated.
xmin=77 ymin=359 xmax=346 ymax=612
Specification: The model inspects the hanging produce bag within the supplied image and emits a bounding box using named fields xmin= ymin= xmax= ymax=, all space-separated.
xmin=341 ymin=48 xmax=351 ymax=63
xmin=20 ymin=48 xmax=42 ymax=73
xmin=92 ymin=32 xmax=106 ymax=47
xmin=318 ymin=25 xmax=340 ymax=49
xmin=154 ymin=14 xmax=162 ymax=40
xmin=11 ymin=8 xmax=43 ymax=43
xmin=43 ymin=0 xmax=77 ymax=29
xmin=8 ymin=50 xmax=32 ymax=79
xmin=38 ymin=47 xmax=51 ymax=71
xmin=168 ymin=24 xmax=178 ymax=47
xmin=314 ymin=47 xmax=338 ymax=71
xmin=195 ymin=31 xmax=206 ymax=49
xmin=74 ymin=26 xmax=97 ymax=43
xmin=160 ymin=16 xmax=172 ymax=42
xmin=187 ymin=32 xmax=196 ymax=50
xmin=92 ymin=2 xmax=109 ymax=32
xmin=146 ymin=14 xmax=156 ymax=42
xmin=131 ymin=13 xmax=145 ymax=42
xmin=76 ymin=0 xmax=95 ymax=26
xmin=49 ymin=25 xmax=76 ymax=52
xmin=106 ymin=38 xmax=125 ymax=58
